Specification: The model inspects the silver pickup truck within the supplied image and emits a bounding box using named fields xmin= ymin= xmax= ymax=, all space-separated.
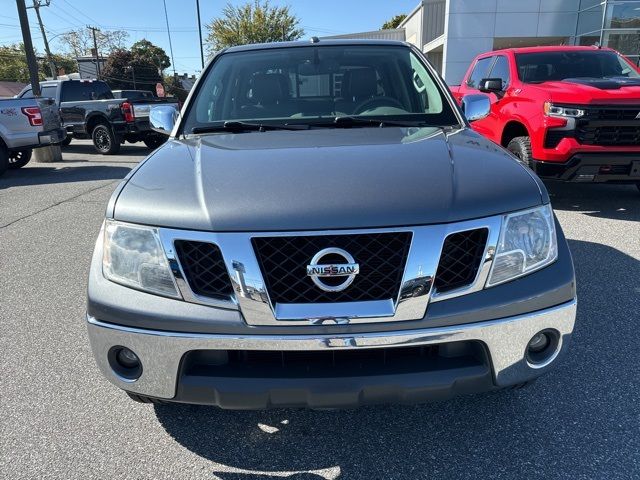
xmin=0 ymin=96 xmax=65 ymax=176
xmin=87 ymin=39 xmax=577 ymax=409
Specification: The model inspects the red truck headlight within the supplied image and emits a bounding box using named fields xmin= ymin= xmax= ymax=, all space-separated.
xmin=543 ymin=102 xmax=584 ymax=118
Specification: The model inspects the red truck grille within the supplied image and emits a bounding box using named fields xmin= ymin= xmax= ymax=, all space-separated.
xmin=576 ymin=106 xmax=640 ymax=146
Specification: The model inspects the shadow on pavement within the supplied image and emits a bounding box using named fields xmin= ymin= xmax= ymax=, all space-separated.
xmin=547 ymin=181 xmax=639 ymax=221
xmin=0 ymin=165 xmax=132 ymax=188
xmin=154 ymin=240 xmax=640 ymax=479
xmin=61 ymin=142 xmax=149 ymax=157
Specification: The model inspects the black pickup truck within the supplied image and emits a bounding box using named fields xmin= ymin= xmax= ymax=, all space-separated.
xmin=18 ymin=80 xmax=179 ymax=154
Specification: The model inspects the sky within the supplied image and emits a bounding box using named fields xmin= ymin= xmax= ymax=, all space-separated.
xmin=0 ymin=0 xmax=418 ymax=75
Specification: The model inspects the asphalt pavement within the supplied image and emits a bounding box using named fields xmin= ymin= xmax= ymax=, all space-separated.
xmin=0 ymin=140 xmax=639 ymax=479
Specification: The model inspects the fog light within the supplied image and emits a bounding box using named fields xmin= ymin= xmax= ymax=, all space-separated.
xmin=108 ymin=346 xmax=142 ymax=381
xmin=528 ymin=332 xmax=550 ymax=353
xmin=526 ymin=329 xmax=560 ymax=367
xmin=116 ymin=348 xmax=140 ymax=368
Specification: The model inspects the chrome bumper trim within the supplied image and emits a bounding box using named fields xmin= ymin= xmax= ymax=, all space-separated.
xmin=87 ymin=299 xmax=576 ymax=399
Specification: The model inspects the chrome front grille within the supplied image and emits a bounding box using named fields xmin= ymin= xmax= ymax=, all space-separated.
xmin=252 ymin=233 xmax=412 ymax=304
xmin=158 ymin=214 xmax=502 ymax=326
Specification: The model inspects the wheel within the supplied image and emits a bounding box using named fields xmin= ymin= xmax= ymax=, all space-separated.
xmin=0 ymin=143 xmax=8 ymax=177
xmin=60 ymin=136 xmax=72 ymax=147
xmin=506 ymin=136 xmax=533 ymax=168
xmin=7 ymin=149 xmax=32 ymax=169
xmin=126 ymin=391 xmax=167 ymax=404
xmin=92 ymin=123 xmax=121 ymax=155
xmin=143 ymin=135 xmax=167 ymax=150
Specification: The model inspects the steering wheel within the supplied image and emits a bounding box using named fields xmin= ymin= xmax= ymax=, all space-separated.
xmin=353 ymin=96 xmax=405 ymax=115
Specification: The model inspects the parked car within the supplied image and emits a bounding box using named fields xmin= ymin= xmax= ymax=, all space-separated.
xmin=86 ymin=39 xmax=576 ymax=409
xmin=112 ymin=89 xmax=155 ymax=100
xmin=450 ymin=46 xmax=640 ymax=191
xmin=0 ymin=96 xmax=65 ymax=176
xmin=17 ymin=80 xmax=178 ymax=154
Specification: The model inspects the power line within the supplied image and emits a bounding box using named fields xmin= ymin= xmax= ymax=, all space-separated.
xmin=60 ymin=0 xmax=98 ymax=25
xmin=162 ymin=0 xmax=176 ymax=77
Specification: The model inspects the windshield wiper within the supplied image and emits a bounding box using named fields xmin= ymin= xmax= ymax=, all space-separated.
xmin=328 ymin=116 xmax=433 ymax=128
xmin=192 ymin=121 xmax=310 ymax=134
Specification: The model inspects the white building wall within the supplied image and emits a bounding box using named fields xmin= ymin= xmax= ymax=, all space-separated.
xmin=403 ymin=7 xmax=424 ymax=47
xmin=442 ymin=0 xmax=581 ymax=84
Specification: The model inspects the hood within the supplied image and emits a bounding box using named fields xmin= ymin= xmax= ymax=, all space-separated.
xmin=533 ymin=77 xmax=640 ymax=104
xmin=113 ymin=127 xmax=544 ymax=232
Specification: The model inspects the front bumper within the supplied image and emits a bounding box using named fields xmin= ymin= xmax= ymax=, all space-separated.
xmin=534 ymin=153 xmax=640 ymax=183
xmin=87 ymin=299 xmax=576 ymax=409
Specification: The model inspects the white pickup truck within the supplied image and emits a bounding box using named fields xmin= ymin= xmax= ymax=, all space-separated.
xmin=0 ymin=96 xmax=66 ymax=176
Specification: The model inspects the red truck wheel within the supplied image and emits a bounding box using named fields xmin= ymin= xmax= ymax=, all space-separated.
xmin=507 ymin=136 xmax=533 ymax=168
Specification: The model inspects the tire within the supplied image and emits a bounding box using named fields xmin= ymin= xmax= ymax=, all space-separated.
xmin=92 ymin=123 xmax=121 ymax=155
xmin=60 ymin=136 xmax=72 ymax=147
xmin=7 ymin=149 xmax=32 ymax=169
xmin=0 ymin=143 xmax=8 ymax=177
xmin=636 ymin=183 xmax=640 ymax=194
xmin=143 ymin=135 xmax=167 ymax=150
xmin=506 ymin=136 xmax=533 ymax=168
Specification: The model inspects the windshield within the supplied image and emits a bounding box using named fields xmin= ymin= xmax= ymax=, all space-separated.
xmin=516 ymin=50 xmax=640 ymax=83
xmin=182 ymin=45 xmax=458 ymax=133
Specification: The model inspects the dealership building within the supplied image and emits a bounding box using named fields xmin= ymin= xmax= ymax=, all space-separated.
xmin=327 ymin=0 xmax=640 ymax=84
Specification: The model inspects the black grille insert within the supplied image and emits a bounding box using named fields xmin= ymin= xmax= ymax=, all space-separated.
xmin=576 ymin=106 xmax=640 ymax=146
xmin=181 ymin=341 xmax=488 ymax=378
xmin=252 ymin=232 xmax=412 ymax=304
xmin=174 ymin=240 xmax=234 ymax=299
xmin=434 ymin=228 xmax=488 ymax=293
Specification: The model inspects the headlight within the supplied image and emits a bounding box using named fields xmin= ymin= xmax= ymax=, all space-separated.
xmin=543 ymin=102 xmax=584 ymax=118
xmin=102 ymin=220 xmax=180 ymax=298
xmin=487 ymin=204 xmax=558 ymax=287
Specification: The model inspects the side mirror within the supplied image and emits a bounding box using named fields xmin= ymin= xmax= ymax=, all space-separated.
xmin=150 ymin=105 xmax=179 ymax=135
xmin=461 ymin=94 xmax=491 ymax=122
xmin=479 ymin=78 xmax=503 ymax=94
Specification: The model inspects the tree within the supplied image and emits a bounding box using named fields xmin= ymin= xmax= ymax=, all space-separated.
xmin=0 ymin=44 xmax=35 ymax=82
xmin=101 ymin=49 xmax=162 ymax=92
xmin=131 ymin=39 xmax=171 ymax=71
xmin=39 ymin=54 xmax=77 ymax=78
xmin=58 ymin=29 xmax=129 ymax=57
xmin=381 ymin=14 xmax=407 ymax=30
xmin=164 ymin=74 xmax=189 ymax=102
xmin=205 ymin=0 xmax=303 ymax=53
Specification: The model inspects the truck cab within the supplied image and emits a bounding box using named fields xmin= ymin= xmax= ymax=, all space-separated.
xmin=18 ymin=80 xmax=177 ymax=154
xmin=451 ymin=46 xmax=640 ymax=189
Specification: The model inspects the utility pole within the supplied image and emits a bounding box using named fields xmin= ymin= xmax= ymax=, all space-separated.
xmin=87 ymin=25 xmax=101 ymax=79
xmin=16 ymin=0 xmax=41 ymax=96
xmin=196 ymin=0 xmax=204 ymax=69
xmin=29 ymin=0 xmax=56 ymax=79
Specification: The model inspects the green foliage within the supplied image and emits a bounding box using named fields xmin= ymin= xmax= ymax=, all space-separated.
xmin=164 ymin=75 xmax=189 ymax=103
xmin=0 ymin=44 xmax=78 ymax=82
xmin=381 ymin=14 xmax=407 ymax=30
xmin=131 ymin=40 xmax=171 ymax=70
xmin=205 ymin=0 xmax=304 ymax=53
xmin=39 ymin=54 xmax=78 ymax=78
xmin=101 ymin=49 xmax=161 ymax=93
xmin=0 ymin=44 xmax=35 ymax=83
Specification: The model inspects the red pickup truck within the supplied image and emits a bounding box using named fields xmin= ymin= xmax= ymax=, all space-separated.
xmin=451 ymin=46 xmax=640 ymax=189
